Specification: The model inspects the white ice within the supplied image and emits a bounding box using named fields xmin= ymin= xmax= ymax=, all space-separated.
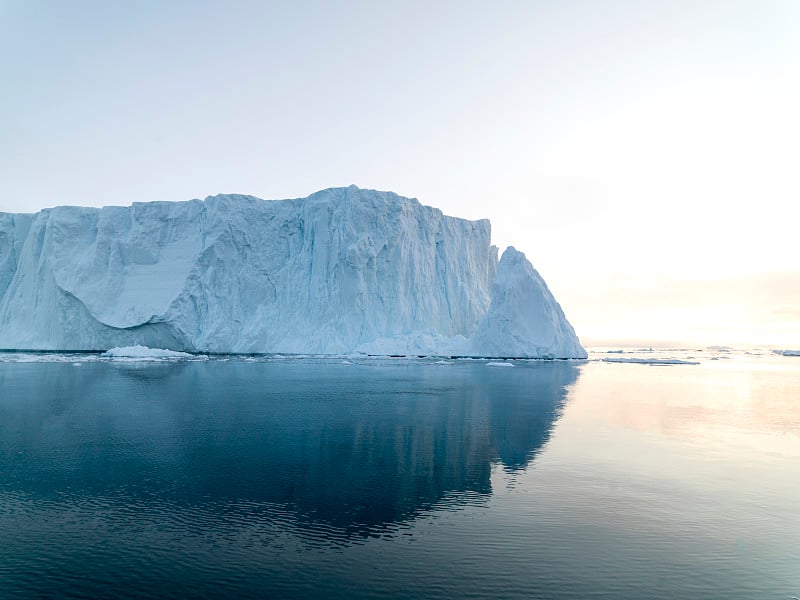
xmin=103 ymin=345 xmax=194 ymax=359
xmin=0 ymin=186 xmax=586 ymax=358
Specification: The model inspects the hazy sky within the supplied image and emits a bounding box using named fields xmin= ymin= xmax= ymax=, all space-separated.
xmin=2 ymin=0 xmax=798 ymax=346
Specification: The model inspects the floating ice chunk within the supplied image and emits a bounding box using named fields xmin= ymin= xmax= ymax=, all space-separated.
xmin=485 ymin=361 xmax=515 ymax=367
xmin=103 ymin=345 xmax=193 ymax=359
xmin=0 ymin=187 xmax=585 ymax=358
xmin=603 ymin=357 xmax=700 ymax=365
xmin=0 ymin=353 xmax=92 ymax=364
xmin=773 ymin=349 xmax=800 ymax=357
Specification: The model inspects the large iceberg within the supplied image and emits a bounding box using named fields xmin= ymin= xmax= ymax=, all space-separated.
xmin=0 ymin=186 xmax=586 ymax=358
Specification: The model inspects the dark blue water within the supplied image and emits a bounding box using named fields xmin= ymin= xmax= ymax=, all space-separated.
xmin=1 ymin=355 xmax=798 ymax=598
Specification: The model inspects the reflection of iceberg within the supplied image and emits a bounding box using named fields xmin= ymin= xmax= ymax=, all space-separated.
xmin=486 ymin=362 xmax=578 ymax=470
xmin=0 ymin=359 xmax=579 ymax=537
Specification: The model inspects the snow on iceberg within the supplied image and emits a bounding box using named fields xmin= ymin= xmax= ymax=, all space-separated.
xmin=0 ymin=186 xmax=586 ymax=358
xmin=103 ymin=346 xmax=194 ymax=359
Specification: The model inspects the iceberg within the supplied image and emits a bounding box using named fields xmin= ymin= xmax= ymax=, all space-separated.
xmin=0 ymin=186 xmax=586 ymax=358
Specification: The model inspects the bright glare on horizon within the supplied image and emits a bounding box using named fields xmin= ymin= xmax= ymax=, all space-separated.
xmin=1 ymin=0 xmax=798 ymax=347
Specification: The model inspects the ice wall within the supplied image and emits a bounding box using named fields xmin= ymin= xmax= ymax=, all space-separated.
xmin=0 ymin=186 xmax=585 ymax=358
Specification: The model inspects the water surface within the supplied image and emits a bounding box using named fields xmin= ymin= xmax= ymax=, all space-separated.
xmin=0 ymin=350 xmax=798 ymax=598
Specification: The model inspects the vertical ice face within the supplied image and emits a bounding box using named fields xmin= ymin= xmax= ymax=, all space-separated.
xmin=470 ymin=247 xmax=587 ymax=359
xmin=0 ymin=187 xmax=585 ymax=357
xmin=0 ymin=214 xmax=33 ymax=304
xmin=160 ymin=186 xmax=497 ymax=353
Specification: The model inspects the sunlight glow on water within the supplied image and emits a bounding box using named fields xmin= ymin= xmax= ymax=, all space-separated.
xmin=0 ymin=350 xmax=798 ymax=599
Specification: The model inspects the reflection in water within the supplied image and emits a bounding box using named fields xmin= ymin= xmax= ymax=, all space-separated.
xmin=2 ymin=355 xmax=799 ymax=599
xmin=0 ymin=360 xmax=579 ymax=537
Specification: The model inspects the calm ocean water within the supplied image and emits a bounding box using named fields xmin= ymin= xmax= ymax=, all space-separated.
xmin=0 ymin=349 xmax=798 ymax=599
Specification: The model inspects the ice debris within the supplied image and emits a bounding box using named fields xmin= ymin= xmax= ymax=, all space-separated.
xmin=103 ymin=346 xmax=194 ymax=359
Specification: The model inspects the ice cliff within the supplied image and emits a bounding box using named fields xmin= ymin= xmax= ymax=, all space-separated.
xmin=0 ymin=186 xmax=586 ymax=358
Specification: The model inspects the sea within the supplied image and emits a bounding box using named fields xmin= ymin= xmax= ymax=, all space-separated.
xmin=0 ymin=347 xmax=798 ymax=599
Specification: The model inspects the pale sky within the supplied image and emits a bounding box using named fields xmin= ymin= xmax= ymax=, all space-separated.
xmin=2 ymin=0 xmax=798 ymax=347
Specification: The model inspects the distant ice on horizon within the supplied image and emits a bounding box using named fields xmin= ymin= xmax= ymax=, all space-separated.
xmin=603 ymin=357 xmax=700 ymax=365
xmin=773 ymin=349 xmax=800 ymax=357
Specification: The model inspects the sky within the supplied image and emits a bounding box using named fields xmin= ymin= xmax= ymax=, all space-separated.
xmin=1 ymin=0 xmax=798 ymax=347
